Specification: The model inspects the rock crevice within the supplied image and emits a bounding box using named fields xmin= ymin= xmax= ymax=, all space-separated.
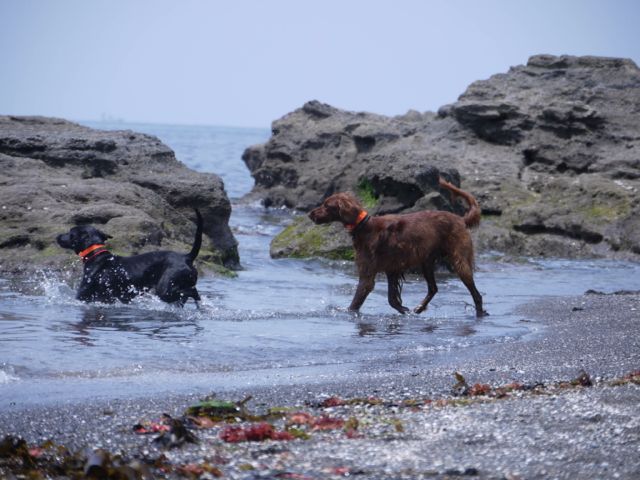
xmin=243 ymin=55 xmax=640 ymax=259
xmin=0 ymin=116 xmax=239 ymax=274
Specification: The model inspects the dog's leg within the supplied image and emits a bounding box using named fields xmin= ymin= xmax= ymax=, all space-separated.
xmin=192 ymin=288 xmax=201 ymax=301
xmin=451 ymin=256 xmax=486 ymax=317
xmin=156 ymin=275 xmax=181 ymax=305
xmin=170 ymin=292 xmax=196 ymax=308
xmin=191 ymin=288 xmax=201 ymax=309
xmin=465 ymin=279 xmax=486 ymax=317
xmin=181 ymin=287 xmax=201 ymax=308
xmin=414 ymin=260 xmax=438 ymax=314
xmin=386 ymin=272 xmax=409 ymax=314
xmin=349 ymin=275 xmax=375 ymax=312
xmin=157 ymin=269 xmax=199 ymax=307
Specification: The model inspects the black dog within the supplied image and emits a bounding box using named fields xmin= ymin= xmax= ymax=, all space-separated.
xmin=57 ymin=210 xmax=203 ymax=306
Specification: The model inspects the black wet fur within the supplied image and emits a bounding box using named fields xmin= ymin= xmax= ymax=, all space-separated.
xmin=56 ymin=210 xmax=203 ymax=306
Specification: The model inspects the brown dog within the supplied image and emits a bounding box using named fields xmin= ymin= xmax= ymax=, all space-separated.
xmin=308 ymin=178 xmax=486 ymax=316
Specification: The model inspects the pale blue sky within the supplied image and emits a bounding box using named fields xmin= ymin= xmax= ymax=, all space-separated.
xmin=1 ymin=0 xmax=639 ymax=128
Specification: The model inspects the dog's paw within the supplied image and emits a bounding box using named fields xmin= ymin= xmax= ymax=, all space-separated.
xmin=392 ymin=305 xmax=411 ymax=315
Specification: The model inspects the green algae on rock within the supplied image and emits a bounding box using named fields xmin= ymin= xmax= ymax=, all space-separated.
xmin=0 ymin=116 xmax=240 ymax=276
xmin=270 ymin=216 xmax=354 ymax=261
xmin=245 ymin=55 xmax=640 ymax=261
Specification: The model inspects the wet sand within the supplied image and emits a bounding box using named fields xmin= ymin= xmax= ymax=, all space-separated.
xmin=1 ymin=293 xmax=639 ymax=479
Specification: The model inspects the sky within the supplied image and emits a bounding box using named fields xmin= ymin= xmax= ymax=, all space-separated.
xmin=1 ymin=0 xmax=639 ymax=128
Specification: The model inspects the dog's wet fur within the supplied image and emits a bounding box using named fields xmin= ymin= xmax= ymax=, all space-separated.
xmin=57 ymin=210 xmax=203 ymax=306
xmin=309 ymin=178 xmax=486 ymax=317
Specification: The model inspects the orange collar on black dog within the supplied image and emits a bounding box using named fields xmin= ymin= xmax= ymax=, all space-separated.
xmin=78 ymin=244 xmax=108 ymax=262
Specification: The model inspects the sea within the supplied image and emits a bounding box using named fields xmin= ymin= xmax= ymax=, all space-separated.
xmin=2 ymin=121 xmax=640 ymax=407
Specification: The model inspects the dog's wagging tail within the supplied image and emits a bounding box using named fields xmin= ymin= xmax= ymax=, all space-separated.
xmin=308 ymin=178 xmax=486 ymax=317
xmin=56 ymin=209 xmax=203 ymax=306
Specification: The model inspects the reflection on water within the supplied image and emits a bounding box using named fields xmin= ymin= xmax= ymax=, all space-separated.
xmin=2 ymin=122 xmax=640 ymax=406
xmin=455 ymin=324 xmax=477 ymax=337
xmin=2 ymin=203 xmax=640 ymax=407
xmin=62 ymin=306 xmax=204 ymax=347
xmin=421 ymin=324 xmax=438 ymax=334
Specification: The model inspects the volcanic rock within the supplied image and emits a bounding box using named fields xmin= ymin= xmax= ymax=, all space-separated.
xmin=0 ymin=116 xmax=239 ymax=275
xmin=243 ymin=55 xmax=640 ymax=259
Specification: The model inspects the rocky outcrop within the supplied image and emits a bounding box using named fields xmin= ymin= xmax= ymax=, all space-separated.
xmin=244 ymin=55 xmax=640 ymax=259
xmin=0 ymin=116 xmax=239 ymax=274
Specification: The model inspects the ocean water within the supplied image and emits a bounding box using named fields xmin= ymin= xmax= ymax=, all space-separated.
xmin=2 ymin=121 xmax=640 ymax=407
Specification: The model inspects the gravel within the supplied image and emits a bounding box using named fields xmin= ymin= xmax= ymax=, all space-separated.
xmin=1 ymin=293 xmax=639 ymax=479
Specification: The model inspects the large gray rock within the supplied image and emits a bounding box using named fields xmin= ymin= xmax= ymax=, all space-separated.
xmin=0 ymin=116 xmax=239 ymax=275
xmin=243 ymin=55 xmax=640 ymax=259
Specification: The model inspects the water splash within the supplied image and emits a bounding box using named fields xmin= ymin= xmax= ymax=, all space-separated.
xmin=0 ymin=364 xmax=20 ymax=384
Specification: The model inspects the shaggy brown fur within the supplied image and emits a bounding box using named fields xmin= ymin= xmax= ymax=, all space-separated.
xmin=308 ymin=178 xmax=486 ymax=316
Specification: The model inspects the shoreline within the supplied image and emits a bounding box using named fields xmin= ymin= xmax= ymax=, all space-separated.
xmin=1 ymin=293 xmax=639 ymax=478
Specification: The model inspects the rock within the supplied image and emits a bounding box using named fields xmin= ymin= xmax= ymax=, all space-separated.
xmin=242 ymin=101 xmax=447 ymax=212
xmin=243 ymin=55 xmax=640 ymax=260
xmin=0 ymin=116 xmax=239 ymax=275
xmin=269 ymin=216 xmax=354 ymax=260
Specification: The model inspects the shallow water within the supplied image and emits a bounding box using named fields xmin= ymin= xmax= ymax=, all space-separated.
xmin=2 ymin=122 xmax=640 ymax=407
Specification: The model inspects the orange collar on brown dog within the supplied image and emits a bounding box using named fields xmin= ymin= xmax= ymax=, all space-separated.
xmin=345 ymin=210 xmax=369 ymax=233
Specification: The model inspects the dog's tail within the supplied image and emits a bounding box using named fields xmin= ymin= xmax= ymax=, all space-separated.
xmin=187 ymin=209 xmax=203 ymax=262
xmin=438 ymin=177 xmax=481 ymax=228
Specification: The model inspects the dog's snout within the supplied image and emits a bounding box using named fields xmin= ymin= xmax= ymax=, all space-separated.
xmin=56 ymin=233 xmax=71 ymax=248
xmin=308 ymin=207 xmax=323 ymax=224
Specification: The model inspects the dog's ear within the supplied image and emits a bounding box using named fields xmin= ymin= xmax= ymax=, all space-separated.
xmin=336 ymin=194 xmax=362 ymax=223
xmin=336 ymin=198 xmax=348 ymax=213
xmin=97 ymin=229 xmax=112 ymax=242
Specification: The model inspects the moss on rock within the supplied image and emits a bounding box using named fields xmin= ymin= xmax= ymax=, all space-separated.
xmin=356 ymin=178 xmax=379 ymax=209
xmin=270 ymin=216 xmax=354 ymax=261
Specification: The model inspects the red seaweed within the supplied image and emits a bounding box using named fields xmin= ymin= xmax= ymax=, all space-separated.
xmin=220 ymin=422 xmax=294 ymax=443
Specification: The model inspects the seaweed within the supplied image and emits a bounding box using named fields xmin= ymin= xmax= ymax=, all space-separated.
xmin=3 ymin=368 xmax=638 ymax=478
xmin=0 ymin=435 xmax=153 ymax=479
xmin=185 ymin=395 xmax=268 ymax=423
xmin=153 ymin=415 xmax=199 ymax=449
xmin=609 ymin=370 xmax=640 ymax=386
xmin=220 ymin=422 xmax=294 ymax=443
xmin=177 ymin=462 xmax=224 ymax=478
